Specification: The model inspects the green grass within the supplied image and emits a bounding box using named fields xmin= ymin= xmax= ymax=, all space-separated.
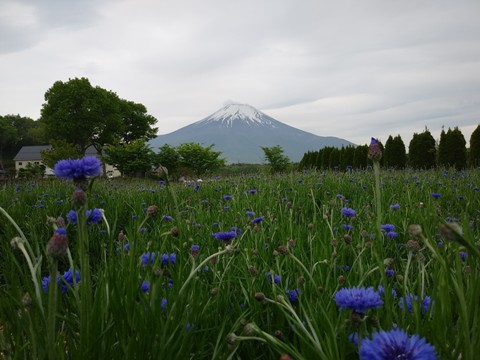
xmin=0 ymin=168 xmax=479 ymax=359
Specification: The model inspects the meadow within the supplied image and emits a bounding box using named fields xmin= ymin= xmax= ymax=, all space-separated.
xmin=0 ymin=165 xmax=479 ymax=359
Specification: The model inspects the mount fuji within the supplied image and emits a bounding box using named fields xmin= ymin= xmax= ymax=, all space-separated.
xmin=149 ymin=103 xmax=354 ymax=164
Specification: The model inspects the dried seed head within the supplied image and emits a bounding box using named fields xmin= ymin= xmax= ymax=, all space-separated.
xmin=408 ymin=224 xmax=422 ymax=237
xmin=147 ymin=205 xmax=159 ymax=217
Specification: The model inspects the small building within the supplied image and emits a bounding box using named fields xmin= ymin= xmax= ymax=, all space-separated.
xmin=13 ymin=145 xmax=121 ymax=177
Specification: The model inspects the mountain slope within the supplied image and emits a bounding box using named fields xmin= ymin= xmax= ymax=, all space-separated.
xmin=149 ymin=103 xmax=354 ymax=163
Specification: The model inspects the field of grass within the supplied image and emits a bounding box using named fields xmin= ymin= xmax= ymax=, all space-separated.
xmin=1 ymin=166 xmax=479 ymax=359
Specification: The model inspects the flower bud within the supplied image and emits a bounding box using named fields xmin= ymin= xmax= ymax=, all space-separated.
xmin=368 ymin=138 xmax=382 ymax=161
xmin=46 ymin=230 xmax=68 ymax=259
xmin=71 ymin=188 xmax=87 ymax=208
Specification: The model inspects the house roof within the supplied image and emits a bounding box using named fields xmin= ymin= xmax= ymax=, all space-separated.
xmin=13 ymin=145 xmax=100 ymax=161
xmin=13 ymin=145 xmax=52 ymax=161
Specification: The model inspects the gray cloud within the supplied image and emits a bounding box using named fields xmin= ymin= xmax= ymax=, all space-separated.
xmin=1 ymin=0 xmax=479 ymax=146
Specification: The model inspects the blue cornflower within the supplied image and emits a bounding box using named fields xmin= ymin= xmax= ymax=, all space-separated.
xmin=42 ymin=269 xmax=80 ymax=294
xmin=342 ymin=224 xmax=353 ymax=231
xmin=66 ymin=210 xmax=77 ymax=224
xmin=266 ymin=272 xmax=281 ymax=284
xmin=223 ymin=195 xmax=233 ymax=201
xmin=246 ymin=210 xmax=256 ymax=217
xmin=191 ymin=244 xmax=200 ymax=256
xmin=359 ymin=329 xmax=437 ymax=360
xmin=386 ymin=231 xmax=398 ymax=239
xmin=194 ymin=185 xmax=200 ymax=191
xmin=162 ymin=215 xmax=173 ymax=221
xmin=141 ymin=281 xmax=150 ymax=293
xmin=169 ymin=253 xmax=176 ymax=265
xmin=286 ymin=289 xmax=299 ymax=303
xmin=385 ymin=269 xmax=395 ymax=277
xmin=432 ymin=193 xmax=441 ymax=199
xmin=251 ymin=216 xmax=264 ymax=224
xmin=399 ymin=294 xmax=432 ymax=314
xmin=334 ymin=286 xmax=383 ymax=314
xmin=86 ymin=208 xmax=102 ymax=224
xmin=54 ymin=156 xmax=102 ymax=180
xmin=348 ymin=332 xmax=359 ymax=347
xmin=212 ymin=231 xmax=237 ymax=241
xmin=390 ymin=203 xmax=400 ymax=210
xmin=341 ymin=207 xmax=356 ymax=217
xmin=161 ymin=297 xmax=167 ymax=310
xmin=247 ymin=189 xmax=257 ymax=194
xmin=381 ymin=224 xmax=395 ymax=232
xmin=140 ymin=252 xmax=155 ymax=265
xmin=460 ymin=251 xmax=467 ymax=262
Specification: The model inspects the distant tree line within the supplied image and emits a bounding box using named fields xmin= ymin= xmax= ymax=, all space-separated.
xmin=299 ymin=126 xmax=480 ymax=170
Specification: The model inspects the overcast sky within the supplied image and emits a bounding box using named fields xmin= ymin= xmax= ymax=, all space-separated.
xmin=1 ymin=0 xmax=480 ymax=146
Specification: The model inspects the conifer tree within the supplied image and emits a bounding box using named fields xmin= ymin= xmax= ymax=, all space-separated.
xmin=408 ymin=129 xmax=436 ymax=169
xmin=469 ymin=125 xmax=480 ymax=167
xmin=438 ymin=127 xmax=466 ymax=170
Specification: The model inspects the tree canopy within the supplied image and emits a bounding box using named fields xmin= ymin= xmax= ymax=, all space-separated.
xmin=40 ymin=77 xmax=157 ymax=155
xmin=469 ymin=125 xmax=480 ymax=167
xmin=384 ymin=135 xmax=407 ymax=169
xmin=437 ymin=127 xmax=467 ymax=170
xmin=177 ymin=143 xmax=225 ymax=177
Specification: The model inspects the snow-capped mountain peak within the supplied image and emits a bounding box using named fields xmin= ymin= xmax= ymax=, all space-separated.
xmin=196 ymin=103 xmax=276 ymax=127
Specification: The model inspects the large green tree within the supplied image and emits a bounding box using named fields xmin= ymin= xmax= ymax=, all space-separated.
xmin=437 ymin=127 xmax=467 ymax=170
xmin=177 ymin=143 xmax=225 ymax=177
xmin=469 ymin=125 xmax=480 ymax=167
xmin=40 ymin=77 xmax=157 ymax=155
xmin=408 ymin=129 xmax=436 ymax=169
xmin=384 ymin=135 xmax=407 ymax=169
xmin=261 ymin=145 xmax=290 ymax=173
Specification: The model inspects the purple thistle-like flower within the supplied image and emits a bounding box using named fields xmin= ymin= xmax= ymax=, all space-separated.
xmin=54 ymin=156 xmax=102 ymax=180
xmin=341 ymin=207 xmax=356 ymax=217
xmin=334 ymin=286 xmax=383 ymax=314
xmin=212 ymin=231 xmax=237 ymax=241
xmin=359 ymin=329 xmax=437 ymax=360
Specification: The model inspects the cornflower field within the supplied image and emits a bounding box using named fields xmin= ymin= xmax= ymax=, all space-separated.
xmin=1 ymin=160 xmax=479 ymax=359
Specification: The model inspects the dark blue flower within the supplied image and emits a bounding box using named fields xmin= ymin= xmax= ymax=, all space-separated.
xmin=399 ymin=294 xmax=432 ymax=314
xmin=266 ymin=272 xmax=281 ymax=284
xmin=386 ymin=231 xmax=398 ymax=239
xmin=247 ymin=189 xmax=257 ymax=194
xmin=359 ymin=329 xmax=437 ymax=360
xmin=42 ymin=268 xmax=80 ymax=294
xmin=55 ymin=227 xmax=67 ymax=236
xmin=231 ymin=227 xmax=242 ymax=236
xmin=162 ymin=215 xmax=173 ymax=221
xmin=246 ymin=210 xmax=256 ymax=217
xmin=385 ymin=269 xmax=395 ymax=277
xmin=460 ymin=251 xmax=467 ymax=262
xmin=54 ymin=156 xmax=102 ymax=180
xmin=334 ymin=286 xmax=383 ymax=314
xmin=286 ymin=289 xmax=299 ymax=303
xmin=212 ymin=231 xmax=237 ymax=241
xmin=390 ymin=203 xmax=400 ymax=210
xmin=141 ymin=252 xmax=155 ymax=265
xmin=432 ymin=193 xmax=441 ymax=199
xmin=66 ymin=210 xmax=77 ymax=224
xmin=169 ymin=253 xmax=176 ymax=265
xmin=381 ymin=224 xmax=395 ymax=232
xmin=223 ymin=195 xmax=233 ymax=201
xmin=341 ymin=207 xmax=356 ymax=217
xmin=86 ymin=208 xmax=102 ymax=224
xmin=141 ymin=281 xmax=150 ymax=293
xmin=161 ymin=297 xmax=167 ymax=310
xmin=251 ymin=216 xmax=264 ymax=224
